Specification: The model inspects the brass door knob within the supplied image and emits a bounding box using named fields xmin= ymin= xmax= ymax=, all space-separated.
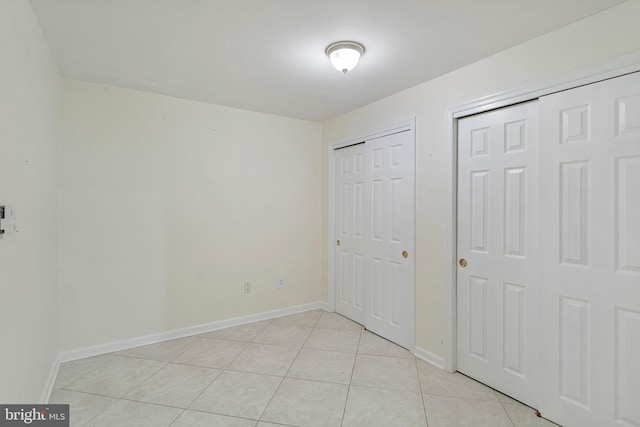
xmin=459 ymin=259 xmax=467 ymax=267
xmin=336 ymin=240 xmax=341 ymax=246
xmin=402 ymin=251 xmax=408 ymax=258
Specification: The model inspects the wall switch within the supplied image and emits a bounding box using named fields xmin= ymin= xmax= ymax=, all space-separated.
xmin=244 ymin=282 xmax=251 ymax=293
xmin=0 ymin=205 xmax=16 ymax=235
xmin=277 ymin=277 xmax=285 ymax=289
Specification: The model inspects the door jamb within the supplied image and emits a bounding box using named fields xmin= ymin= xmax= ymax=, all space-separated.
xmin=328 ymin=118 xmax=416 ymax=349
xmin=445 ymin=51 xmax=640 ymax=372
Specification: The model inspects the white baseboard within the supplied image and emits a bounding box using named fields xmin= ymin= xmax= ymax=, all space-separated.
xmin=414 ymin=345 xmax=446 ymax=370
xmin=58 ymin=301 xmax=328 ymax=363
xmin=40 ymin=354 xmax=60 ymax=403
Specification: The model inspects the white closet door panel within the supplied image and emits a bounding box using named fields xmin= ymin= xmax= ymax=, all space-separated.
xmin=333 ymin=129 xmax=415 ymax=350
xmin=538 ymin=71 xmax=640 ymax=427
xmin=457 ymin=101 xmax=539 ymax=407
xmin=364 ymin=131 xmax=414 ymax=350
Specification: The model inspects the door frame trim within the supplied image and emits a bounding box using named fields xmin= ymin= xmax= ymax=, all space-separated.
xmin=444 ymin=50 xmax=640 ymax=372
xmin=328 ymin=118 xmax=416 ymax=349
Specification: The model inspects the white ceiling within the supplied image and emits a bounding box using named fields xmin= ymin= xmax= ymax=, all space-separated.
xmin=29 ymin=0 xmax=625 ymax=121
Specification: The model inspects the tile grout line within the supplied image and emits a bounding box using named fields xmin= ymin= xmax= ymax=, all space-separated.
xmin=54 ymin=355 xmax=115 ymax=392
xmin=339 ymin=324 xmax=364 ymax=427
xmin=177 ymin=323 xmax=268 ymax=418
xmin=254 ymin=312 xmax=322 ymax=423
xmin=415 ymin=358 xmax=430 ymax=426
xmin=104 ymin=333 xmax=204 ymax=419
xmin=167 ymin=408 xmax=259 ymax=426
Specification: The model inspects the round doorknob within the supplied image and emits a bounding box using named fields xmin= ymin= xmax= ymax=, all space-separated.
xmin=402 ymin=251 xmax=408 ymax=258
xmin=459 ymin=258 xmax=467 ymax=267
xmin=336 ymin=240 xmax=341 ymax=246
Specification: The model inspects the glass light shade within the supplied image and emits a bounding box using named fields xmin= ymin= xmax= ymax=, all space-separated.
xmin=326 ymin=41 xmax=365 ymax=74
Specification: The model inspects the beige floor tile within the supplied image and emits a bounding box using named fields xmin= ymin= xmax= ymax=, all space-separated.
xmin=227 ymin=343 xmax=299 ymax=376
xmin=124 ymin=363 xmax=221 ymax=408
xmin=189 ymin=371 xmax=281 ymax=420
xmin=272 ymin=310 xmax=323 ymax=327
xmin=84 ymin=399 xmax=181 ymax=427
xmin=261 ymin=378 xmax=348 ymax=427
xmin=497 ymin=391 xmax=522 ymax=405
xmin=358 ymin=331 xmax=414 ymax=359
xmin=287 ymin=348 xmax=355 ymax=384
xmin=303 ymin=328 xmax=360 ymax=353
xmin=253 ymin=324 xmax=312 ymax=348
xmin=351 ymin=354 xmax=420 ymax=392
xmin=315 ymin=312 xmax=362 ymax=331
xmin=173 ymin=338 xmax=248 ymax=369
xmin=171 ymin=410 xmax=258 ymax=427
xmin=53 ymin=355 xmax=115 ymax=390
xmin=342 ymin=385 xmax=426 ymax=427
xmin=503 ymin=403 xmax=560 ymax=427
xmin=49 ymin=389 xmax=117 ymax=427
xmin=52 ymin=310 xmax=551 ymax=427
xmin=423 ymin=394 xmax=512 ymax=427
xmin=204 ymin=320 xmax=272 ymax=342
xmin=65 ymin=356 xmax=165 ymax=398
xmin=417 ymin=359 xmax=498 ymax=401
xmin=114 ymin=336 xmax=200 ymax=362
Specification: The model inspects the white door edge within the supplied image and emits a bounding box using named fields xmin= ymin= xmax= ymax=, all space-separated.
xmin=327 ymin=117 xmax=416 ymax=351
xmin=444 ymin=51 xmax=640 ymax=373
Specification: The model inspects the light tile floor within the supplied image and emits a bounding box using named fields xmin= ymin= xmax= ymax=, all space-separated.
xmin=50 ymin=310 xmax=560 ymax=427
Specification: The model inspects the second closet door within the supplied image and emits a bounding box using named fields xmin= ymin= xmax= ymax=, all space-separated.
xmin=335 ymin=130 xmax=415 ymax=350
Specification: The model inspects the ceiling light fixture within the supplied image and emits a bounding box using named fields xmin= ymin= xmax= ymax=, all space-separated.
xmin=325 ymin=41 xmax=365 ymax=74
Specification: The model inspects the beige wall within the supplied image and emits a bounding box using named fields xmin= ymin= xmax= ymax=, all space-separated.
xmin=0 ymin=0 xmax=60 ymax=402
xmin=321 ymin=0 xmax=640 ymax=360
xmin=58 ymin=80 xmax=323 ymax=352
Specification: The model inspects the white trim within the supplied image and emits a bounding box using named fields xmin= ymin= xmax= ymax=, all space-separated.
xmin=451 ymin=50 xmax=640 ymax=119
xmin=40 ymin=355 xmax=60 ymax=403
xmin=414 ymin=346 xmax=446 ymax=370
xmin=443 ymin=109 xmax=458 ymax=373
xmin=327 ymin=142 xmax=336 ymax=313
xmin=444 ymin=51 xmax=640 ymax=372
xmin=58 ymin=301 xmax=327 ymax=363
xmin=327 ymin=118 xmax=416 ymax=350
xmin=330 ymin=119 xmax=414 ymax=150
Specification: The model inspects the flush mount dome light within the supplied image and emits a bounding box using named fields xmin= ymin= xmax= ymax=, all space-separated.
xmin=325 ymin=41 xmax=365 ymax=74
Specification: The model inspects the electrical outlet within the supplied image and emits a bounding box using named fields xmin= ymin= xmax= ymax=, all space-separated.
xmin=0 ymin=205 xmax=16 ymax=235
xmin=277 ymin=277 xmax=285 ymax=289
xmin=244 ymin=282 xmax=251 ymax=293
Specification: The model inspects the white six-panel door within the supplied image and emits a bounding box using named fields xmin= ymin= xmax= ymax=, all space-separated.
xmin=457 ymin=101 xmax=540 ymax=407
xmin=334 ymin=130 xmax=415 ymax=350
xmin=457 ymin=72 xmax=640 ymax=427
xmin=335 ymin=143 xmax=366 ymax=325
xmin=364 ymin=132 xmax=415 ymax=349
xmin=538 ymin=71 xmax=640 ymax=427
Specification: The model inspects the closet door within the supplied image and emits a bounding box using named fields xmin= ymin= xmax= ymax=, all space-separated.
xmin=456 ymin=101 xmax=540 ymax=407
xmin=538 ymin=71 xmax=640 ymax=427
xmin=334 ymin=129 xmax=415 ymax=350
